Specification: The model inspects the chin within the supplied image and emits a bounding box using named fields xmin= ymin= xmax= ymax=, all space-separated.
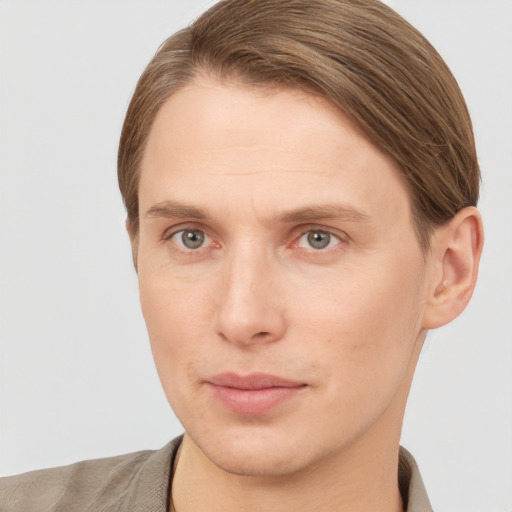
xmin=206 ymin=445 xmax=306 ymax=478
xmin=188 ymin=423 xmax=314 ymax=478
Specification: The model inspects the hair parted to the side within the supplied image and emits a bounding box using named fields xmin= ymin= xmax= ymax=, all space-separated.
xmin=118 ymin=0 xmax=480 ymax=251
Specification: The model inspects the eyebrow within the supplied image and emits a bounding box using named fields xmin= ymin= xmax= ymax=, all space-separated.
xmin=279 ymin=203 xmax=371 ymax=224
xmin=144 ymin=200 xmax=371 ymax=224
xmin=145 ymin=201 xmax=206 ymax=220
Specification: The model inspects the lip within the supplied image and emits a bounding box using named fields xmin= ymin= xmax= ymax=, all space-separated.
xmin=206 ymin=372 xmax=307 ymax=415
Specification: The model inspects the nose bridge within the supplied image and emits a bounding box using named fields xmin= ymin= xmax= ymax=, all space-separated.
xmin=215 ymin=240 xmax=285 ymax=346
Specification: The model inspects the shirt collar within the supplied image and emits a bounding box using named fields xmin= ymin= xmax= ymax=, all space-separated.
xmin=399 ymin=446 xmax=434 ymax=512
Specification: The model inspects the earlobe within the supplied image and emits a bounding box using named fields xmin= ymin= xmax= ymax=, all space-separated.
xmin=422 ymin=207 xmax=484 ymax=329
xmin=125 ymin=219 xmax=139 ymax=271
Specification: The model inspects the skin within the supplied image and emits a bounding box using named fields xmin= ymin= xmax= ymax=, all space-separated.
xmin=131 ymin=77 xmax=483 ymax=512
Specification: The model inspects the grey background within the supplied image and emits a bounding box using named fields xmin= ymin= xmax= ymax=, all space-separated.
xmin=1 ymin=1 xmax=511 ymax=511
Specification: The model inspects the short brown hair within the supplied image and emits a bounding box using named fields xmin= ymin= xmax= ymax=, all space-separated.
xmin=118 ymin=0 xmax=480 ymax=251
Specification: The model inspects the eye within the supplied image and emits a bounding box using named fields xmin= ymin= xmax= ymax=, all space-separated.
xmin=170 ymin=228 xmax=209 ymax=250
xmin=297 ymin=230 xmax=341 ymax=250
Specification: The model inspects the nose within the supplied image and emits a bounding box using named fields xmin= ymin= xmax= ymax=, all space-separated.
xmin=214 ymin=246 xmax=286 ymax=347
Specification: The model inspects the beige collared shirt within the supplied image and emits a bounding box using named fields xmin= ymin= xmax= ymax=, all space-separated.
xmin=0 ymin=437 xmax=433 ymax=511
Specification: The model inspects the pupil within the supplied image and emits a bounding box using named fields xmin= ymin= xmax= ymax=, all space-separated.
xmin=307 ymin=231 xmax=330 ymax=249
xmin=182 ymin=230 xmax=205 ymax=249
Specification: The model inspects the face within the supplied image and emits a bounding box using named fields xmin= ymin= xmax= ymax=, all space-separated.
xmin=136 ymin=78 xmax=430 ymax=477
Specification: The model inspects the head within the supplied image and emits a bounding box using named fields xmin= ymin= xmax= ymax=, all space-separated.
xmin=119 ymin=0 xmax=480 ymax=255
xmin=118 ymin=0 xmax=483 ymax=477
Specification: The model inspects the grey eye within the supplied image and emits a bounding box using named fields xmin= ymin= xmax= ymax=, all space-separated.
xmin=173 ymin=229 xmax=207 ymax=249
xmin=297 ymin=230 xmax=340 ymax=250
xmin=307 ymin=231 xmax=331 ymax=249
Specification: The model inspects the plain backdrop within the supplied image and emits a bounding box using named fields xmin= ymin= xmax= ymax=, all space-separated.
xmin=1 ymin=1 xmax=511 ymax=511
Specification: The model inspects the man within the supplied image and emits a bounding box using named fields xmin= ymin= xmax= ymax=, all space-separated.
xmin=0 ymin=1 xmax=484 ymax=511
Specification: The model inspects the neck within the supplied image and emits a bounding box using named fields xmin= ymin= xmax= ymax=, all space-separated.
xmin=172 ymin=433 xmax=403 ymax=512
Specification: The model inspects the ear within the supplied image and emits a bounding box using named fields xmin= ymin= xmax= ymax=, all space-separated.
xmin=422 ymin=207 xmax=484 ymax=329
xmin=125 ymin=219 xmax=139 ymax=272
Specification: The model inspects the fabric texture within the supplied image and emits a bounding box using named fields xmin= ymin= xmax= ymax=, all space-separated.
xmin=0 ymin=437 xmax=433 ymax=511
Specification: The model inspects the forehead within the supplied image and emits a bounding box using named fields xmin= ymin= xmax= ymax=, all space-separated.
xmin=139 ymin=77 xmax=413 ymax=230
xmin=144 ymin=77 xmax=372 ymax=168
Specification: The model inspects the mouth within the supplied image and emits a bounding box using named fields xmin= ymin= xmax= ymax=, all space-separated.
xmin=205 ymin=372 xmax=308 ymax=415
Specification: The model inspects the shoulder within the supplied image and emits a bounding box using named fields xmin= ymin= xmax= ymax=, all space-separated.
xmin=0 ymin=437 xmax=182 ymax=512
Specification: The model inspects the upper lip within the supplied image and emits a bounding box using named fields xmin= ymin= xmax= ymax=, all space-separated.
xmin=207 ymin=372 xmax=305 ymax=390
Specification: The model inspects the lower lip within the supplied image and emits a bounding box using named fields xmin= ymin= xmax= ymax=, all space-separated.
xmin=207 ymin=384 xmax=305 ymax=415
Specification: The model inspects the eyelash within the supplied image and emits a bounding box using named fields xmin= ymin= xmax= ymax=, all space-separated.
xmin=162 ymin=226 xmax=217 ymax=253
xmin=292 ymin=229 xmax=345 ymax=251
xmin=162 ymin=225 xmax=348 ymax=255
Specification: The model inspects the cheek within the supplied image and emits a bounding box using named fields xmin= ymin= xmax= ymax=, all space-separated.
xmin=138 ymin=268 xmax=216 ymax=389
xmin=139 ymin=279 xmax=215 ymax=425
xmin=294 ymin=256 xmax=426 ymax=391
